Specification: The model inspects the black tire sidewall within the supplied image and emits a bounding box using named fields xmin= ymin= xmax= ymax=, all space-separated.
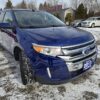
xmin=19 ymin=51 xmax=34 ymax=85
xmin=91 ymin=23 xmax=95 ymax=28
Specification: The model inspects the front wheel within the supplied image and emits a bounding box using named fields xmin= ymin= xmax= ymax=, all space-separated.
xmin=19 ymin=51 xmax=35 ymax=85
xmin=91 ymin=23 xmax=95 ymax=28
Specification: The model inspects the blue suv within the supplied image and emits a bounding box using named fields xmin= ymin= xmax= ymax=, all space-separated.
xmin=0 ymin=9 xmax=97 ymax=85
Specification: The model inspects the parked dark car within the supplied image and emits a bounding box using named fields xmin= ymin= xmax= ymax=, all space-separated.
xmin=72 ymin=19 xmax=83 ymax=27
xmin=0 ymin=9 xmax=97 ymax=85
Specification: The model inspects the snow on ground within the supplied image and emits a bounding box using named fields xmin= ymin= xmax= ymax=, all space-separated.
xmin=0 ymin=28 xmax=100 ymax=100
xmin=79 ymin=27 xmax=100 ymax=41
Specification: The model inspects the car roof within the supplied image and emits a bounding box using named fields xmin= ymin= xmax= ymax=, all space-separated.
xmin=1 ymin=9 xmax=46 ymax=14
xmin=3 ymin=9 xmax=39 ymax=12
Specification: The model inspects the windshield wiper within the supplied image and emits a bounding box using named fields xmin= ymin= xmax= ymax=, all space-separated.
xmin=20 ymin=24 xmax=66 ymax=28
xmin=20 ymin=26 xmax=40 ymax=28
xmin=48 ymin=24 xmax=66 ymax=27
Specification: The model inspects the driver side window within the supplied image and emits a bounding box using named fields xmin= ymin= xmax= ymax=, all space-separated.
xmin=0 ymin=11 xmax=5 ymax=23
xmin=3 ymin=11 xmax=13 ymax=24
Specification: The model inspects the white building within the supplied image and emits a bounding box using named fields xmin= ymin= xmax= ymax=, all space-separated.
xmin=58 ymin=8 xmax=75 ymax=22
xmin=40 ymin=5 xmax=75 ymax=22
xmin=47 ymin=7 xmax=75 ymax=22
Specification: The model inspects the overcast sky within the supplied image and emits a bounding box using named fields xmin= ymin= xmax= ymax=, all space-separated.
xmin=0 ymin=0 xmax=100 ymax=9
xmin=0 ymin=0 xmax=71 ymax=9
xmin=0 ymin=0 xmax=44 ymax=8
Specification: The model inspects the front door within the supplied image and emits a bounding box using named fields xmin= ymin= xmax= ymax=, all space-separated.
xmin=2 ymin=11 xmax=16 ymax=53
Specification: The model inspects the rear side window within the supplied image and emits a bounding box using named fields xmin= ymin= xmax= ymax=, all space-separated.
xmin=97 ymin=18 xmax=100 ymax=20
xmin=0 ymin=11 xmax=5 ymax=22
xmin=3 ymin=11 xmax=13 ymax=23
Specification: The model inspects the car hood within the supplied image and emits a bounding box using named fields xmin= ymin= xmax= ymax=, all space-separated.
xmin=82 ymin=20 xmax=93 ymax=23
xmin=18 ymin=26 xmax=94 ymax=47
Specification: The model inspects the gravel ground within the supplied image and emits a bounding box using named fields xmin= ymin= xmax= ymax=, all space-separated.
xmin=0 ymin=27 xmax=100 ymax=100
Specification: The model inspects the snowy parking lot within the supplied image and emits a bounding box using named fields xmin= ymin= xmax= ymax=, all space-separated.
xmin=0 ymin=27 xmax=100 ymax=100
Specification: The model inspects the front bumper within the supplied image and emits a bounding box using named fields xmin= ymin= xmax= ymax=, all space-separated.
xmin=34 ymin=52 xmax=97 ymax=85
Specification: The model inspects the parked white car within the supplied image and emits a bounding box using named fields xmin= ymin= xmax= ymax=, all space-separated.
xmin=81 ymin=17 xmax=100 ymax=28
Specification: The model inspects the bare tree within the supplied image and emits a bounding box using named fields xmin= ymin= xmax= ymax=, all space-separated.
xmin=95 ymin=0 xmax=100 ymax=12
xmin=26 ymin=0 xmax=37 ymax=9
xmin=28 ymin=0 xmax=37 ymax=9
xmin=71 ymin=0 xmax=80 ymax=10
xmin=15 ymin=0 xmax=27 ymax=9
xmin=46 ymin=0 xmax=60 ymax=6
xmin=80 ymin=0 xmax=100 ymax=12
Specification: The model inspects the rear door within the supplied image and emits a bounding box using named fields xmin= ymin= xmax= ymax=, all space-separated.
xmin=93 ymin=18 xmax=97 ymax=26
xmin=97 ymin=18 xmax=100 ymax=26
xmin=0 ymin=11 xmax=5 ymax=44
xmin=2 ymin=11 xmax=16 ymax=53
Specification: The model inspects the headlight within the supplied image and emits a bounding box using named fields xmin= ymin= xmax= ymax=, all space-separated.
xmin=32 ymin=44 xmax=62 ymax=56
xmin=88 ymin=22 xmax=91 ymax=24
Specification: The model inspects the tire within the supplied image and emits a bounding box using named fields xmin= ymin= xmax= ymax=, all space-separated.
xmin=91 ymin=23 xmax=95 ymax=28
xmin=77 ymin=23 xmax=81 ymax=27
xmin=19 ymin=51 xmax=34 ymax=85
xmin=79 ymin=23 xmax=81 ymax=27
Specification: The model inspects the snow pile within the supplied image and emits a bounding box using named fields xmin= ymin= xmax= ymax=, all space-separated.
xmin=80 ymin=27 xmax=100 ymax=41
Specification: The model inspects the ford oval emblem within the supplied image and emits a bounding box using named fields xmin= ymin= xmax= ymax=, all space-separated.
xmin=82 ymin=47 xmax=91 ymax=55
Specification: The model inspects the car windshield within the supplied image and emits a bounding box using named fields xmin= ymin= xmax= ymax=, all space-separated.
xmin=14 ymin=10 xmax=66 ymax=28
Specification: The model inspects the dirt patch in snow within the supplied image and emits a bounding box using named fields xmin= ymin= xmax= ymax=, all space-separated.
xmin=96 ymin=41 xmax=100 ymax=45
xmin=0 ymin=67 xmax=16 ymax=78
xmin=96 ymin=58 xmax=100 ymax=65
xmin=17 ymin=85 xmax=37 ymax=94
xmin=0 ymin=46 xmax=4 ymax=51
xmin=3 ymin=79 xmax=15 ymax=93
xmin=71 ymin=71 xmax=94 ymax=85
xmin=99 ymin=83 xmax=100 ymax=88
xmin=0 ymin=96 xmax=8 ymax=100
xmin=57 ymin=86 xmax=66 ymax=96
xmin=83 ymin=91 xmax=98 ymax=100
xmin=0 ymin=69 xmax=7 ymax=78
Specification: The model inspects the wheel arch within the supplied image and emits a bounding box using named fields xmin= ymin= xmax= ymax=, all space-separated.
xmin=91 ymin=23 xmax=95 ymax=28
xmin=92 ymin=22 xmax=95 ymax=25
xmin=13 ymin=46 xmax=22 ymax=61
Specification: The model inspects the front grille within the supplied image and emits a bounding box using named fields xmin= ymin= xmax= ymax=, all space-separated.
xmin=72 ymin=52 xmax=96 ymax=63
xmin=62 ymin=40 xmax=95 ymax=50
xmin=59 ymin=39 xmax=97 ymax=63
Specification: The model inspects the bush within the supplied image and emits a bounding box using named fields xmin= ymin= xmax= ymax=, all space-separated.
xmin=65 ymin=13 xmax=73 ymax=25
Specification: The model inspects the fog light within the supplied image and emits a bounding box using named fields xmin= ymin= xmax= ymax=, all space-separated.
xmin=67 ymin=63 xmax=83 ymax=72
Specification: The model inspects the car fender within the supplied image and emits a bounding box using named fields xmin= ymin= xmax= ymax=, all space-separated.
xmin=12 ymin=42 xmax=23 ymax=55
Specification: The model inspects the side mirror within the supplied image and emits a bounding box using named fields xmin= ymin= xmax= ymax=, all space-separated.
xmin=0 ymin=23 xmax=14 ymax=29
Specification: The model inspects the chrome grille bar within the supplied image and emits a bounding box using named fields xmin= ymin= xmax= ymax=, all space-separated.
xmin=59 ymin=39 xmax=97 ymax=63
xmin=61 ymin=42 xmax=96 ymax=55
xmin=67 ymin=53 xmax=97 ymax=65
xmin=62 ymin=39 xmax=95 ymax=49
